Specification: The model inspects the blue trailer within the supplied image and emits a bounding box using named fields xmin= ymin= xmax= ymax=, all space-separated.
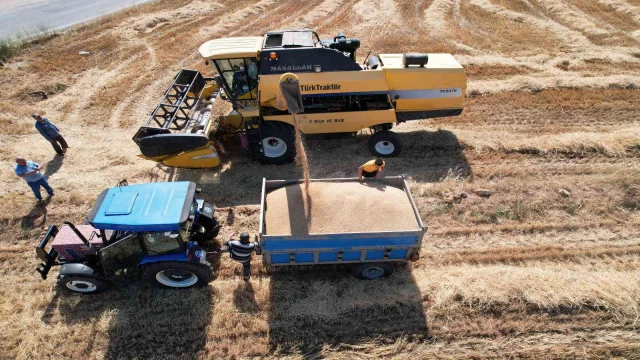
xmin=258 ymin=176 xmax=426 ymax=279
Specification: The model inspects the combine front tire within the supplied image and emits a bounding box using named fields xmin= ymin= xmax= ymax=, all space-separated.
xmin=260 ymin=121 xmax=296 ymax=164
xmin=57 ymin=275 xmax=109 ymax=294
xmin=142 ymin=262 xmax=212 ymax=289
xmin=369 ymin=130 xmax=402 ymax=157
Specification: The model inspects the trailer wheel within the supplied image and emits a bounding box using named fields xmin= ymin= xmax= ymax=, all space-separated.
xmin=352 ymin=262 xmax=393 ymax=280
xmin=260 ymin=121 xmax=295 ymax=164
xmin=142 ymin=261 xmax=212 ymax=288
xmin=57 ymin=275 xmax=109 ymax=294
xmin=369 ymin=131 xmax=402 ymax=157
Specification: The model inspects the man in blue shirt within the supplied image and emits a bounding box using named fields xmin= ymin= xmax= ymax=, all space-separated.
xmin=14 ymin=156 xmax=54 ymax=202
xmin=33 ymin=114 xmax=69 ymax=156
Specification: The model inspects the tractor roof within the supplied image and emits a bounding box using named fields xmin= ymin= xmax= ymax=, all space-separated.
xmin=86 ymin=182 xmax=196 ymax=232
xmin=199 ymin=36 xmax=263 ymax=60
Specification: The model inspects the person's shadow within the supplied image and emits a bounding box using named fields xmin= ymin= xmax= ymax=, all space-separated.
xmin=233 ymin=281 xmax=260 ymax=313
xmin=20 ymin=200 xmax=50 ymax=230
xmin=44 ymin=155 xmax=64 ymax=177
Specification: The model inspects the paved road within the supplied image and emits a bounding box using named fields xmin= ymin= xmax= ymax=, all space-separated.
xmin=0 ymin=0 xmax=154 ymax=39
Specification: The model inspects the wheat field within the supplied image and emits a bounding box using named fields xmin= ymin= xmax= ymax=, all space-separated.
xmin=0 ymin=0 xmax=639 ymax=358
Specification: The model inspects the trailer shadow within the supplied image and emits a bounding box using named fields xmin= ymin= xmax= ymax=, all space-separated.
xmin=186 ymin=128 xmax=471 ymax=208
xmin=267 ymin=266 xmax=429 ymax=355
xmin=41 ymin=285 xmax=216 ymax=359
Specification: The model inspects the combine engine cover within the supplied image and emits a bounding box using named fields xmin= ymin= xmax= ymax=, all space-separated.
xmin=378 ymin=53 xmax=466 ymax=122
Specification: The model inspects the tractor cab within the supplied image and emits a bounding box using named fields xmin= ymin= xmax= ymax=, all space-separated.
xmin=35 ymin=181 xmax=219 ymax=293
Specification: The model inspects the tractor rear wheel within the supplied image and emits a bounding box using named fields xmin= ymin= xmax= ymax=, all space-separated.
xmin=142 ymin=261 xmax=212 ymax=289
xmin=369 ymin=130 xmax=402 ymax=157
xmin=57 ymin=275 xmax=109 ymax=294
xmin=260 ymin=121 xmax=295 ymax=164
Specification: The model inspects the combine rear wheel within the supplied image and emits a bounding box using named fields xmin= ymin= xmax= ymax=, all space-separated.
xmin=143 ymin=262 xmax=212 ymax=289
xmin=369 ymin=131 xmax=402 ymax=157
xmin=260 ymin=121 xmax=295 ymax=164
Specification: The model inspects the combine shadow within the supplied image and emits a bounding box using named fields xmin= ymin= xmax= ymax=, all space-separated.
xmin=191 ymin=128 xmax=471 ymax=208
xmin=268 ymin=267 xmax=429 ymax=355
xmin=41 ymin=285 xmax=215 ymax=359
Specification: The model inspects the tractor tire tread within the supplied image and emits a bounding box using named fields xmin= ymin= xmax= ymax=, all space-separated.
xmin=142 ymin=261 xmax=213 ymax=288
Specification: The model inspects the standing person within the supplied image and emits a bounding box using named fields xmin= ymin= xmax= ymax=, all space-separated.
xmin=359 ymin=158 xmax=386 ymax=180
xmin=225 ymin=232 xmax=257 ymax=280
xmin=14 ymin=156 xmax=54 ymax=203
xmin=33 ymin=113 xmax=68 ymax=156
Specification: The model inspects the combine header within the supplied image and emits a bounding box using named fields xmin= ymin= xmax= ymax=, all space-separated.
xmin=133 ymin=30 xmax=466 ymax=168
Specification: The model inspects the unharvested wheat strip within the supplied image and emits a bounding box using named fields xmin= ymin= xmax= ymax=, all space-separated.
xmin=538 ymin=0 xmax=612 ymax=35
xmin=469 ymin=0 xmax=593 ymax=48
xmin=598 ymin=0 xmax=640 ymax=24
xmin=265 ymin=182 xmax=419 ymax=235
xmin=287 ymin=0 xmax=347 ymax=29
xmin=467 ymin=73 xmax=640 ymax=94
xmin=424 ymin=0 xmax=454 ymax=35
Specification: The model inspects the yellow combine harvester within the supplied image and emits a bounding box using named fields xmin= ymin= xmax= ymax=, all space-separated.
xmin=133 ymin=30 xmax=466 ymax=168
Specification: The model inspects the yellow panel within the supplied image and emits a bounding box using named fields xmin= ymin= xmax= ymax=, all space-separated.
xmin=383 ymin=55 xmax=466 ymax=112
xmin=259 ymin=70 xmax=388 ymax=106
xmin=217 ymin=111 xmax=243 ymax=129
xmin=161 ymin=143 xmax=221 ymax=168
xmin=201 ymin=84 xmax=218 ymax=99
xmin=263 ymin=110 xmax=396 ymax=134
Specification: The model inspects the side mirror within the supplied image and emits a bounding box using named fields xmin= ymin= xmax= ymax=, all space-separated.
xmin=213 ymin=74 xmax=224 ymax=88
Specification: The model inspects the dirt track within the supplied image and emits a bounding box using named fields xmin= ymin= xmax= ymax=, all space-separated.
xmin=0 ymin=0 xmax=639 ymax=358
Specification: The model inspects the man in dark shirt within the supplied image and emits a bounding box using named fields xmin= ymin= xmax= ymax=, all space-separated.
xmin=33 ymin=114 xmax=69 ymax=156
xmin=225 ymin=232 xmax=257 ymax=280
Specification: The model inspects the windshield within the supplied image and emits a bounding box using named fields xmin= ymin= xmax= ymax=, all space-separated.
xmin=213 ymin=58 xmax=258 ymax=100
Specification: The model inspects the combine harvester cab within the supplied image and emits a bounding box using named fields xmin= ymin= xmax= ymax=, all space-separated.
xmin=34 ymin=181 xmax=220 ymax=293
xmin=134 ymin=29 xmax=466 ymax=168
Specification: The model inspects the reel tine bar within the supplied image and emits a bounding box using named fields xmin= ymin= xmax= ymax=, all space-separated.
xmin=144 ymin=69 xmax=205 ymax=132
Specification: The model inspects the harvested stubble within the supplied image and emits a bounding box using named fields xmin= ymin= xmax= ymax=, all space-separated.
xmin=265 ymin=181 xmax=419 ymax=235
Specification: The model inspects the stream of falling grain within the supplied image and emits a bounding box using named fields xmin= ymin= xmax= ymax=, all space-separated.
xmin=292 ymin=113 xmax=310 ymax=190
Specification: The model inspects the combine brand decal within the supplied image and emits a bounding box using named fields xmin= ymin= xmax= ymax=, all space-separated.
xmin=301 ymin=84 xmax=342 ymax=92
xmin=389 ymin=88 xmax=462 ymax=99
xmin=271 ymin=65 xmax=314 ymax=72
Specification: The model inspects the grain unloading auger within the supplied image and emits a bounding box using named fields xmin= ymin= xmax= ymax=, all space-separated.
xmin=133 ymin=30 xmax=466 ymax=168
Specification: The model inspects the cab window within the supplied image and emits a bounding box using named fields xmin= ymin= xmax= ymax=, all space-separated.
xmin=213 ymin=58 xmax=258 ymax=100
xmin=142 ymin=231 xmax=183 ymax=255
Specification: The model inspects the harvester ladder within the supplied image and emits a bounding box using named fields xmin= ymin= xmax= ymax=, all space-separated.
xmin=245 ymin=119 xmax=263 ymax=159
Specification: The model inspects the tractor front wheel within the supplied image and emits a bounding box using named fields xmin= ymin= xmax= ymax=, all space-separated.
xmin=57 ymin=275 xmax=109 ymax=294
xmin=259 ymin=121 xmax=296 ymax=164
xmin=369 ymin=130 xmax=402 ymax=157
xmin=142 ymin=262 xmax=212 ymax=289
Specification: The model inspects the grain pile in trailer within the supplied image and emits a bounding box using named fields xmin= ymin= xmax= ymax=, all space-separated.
xmin=264 ymin=182 xmax=419 ymax=235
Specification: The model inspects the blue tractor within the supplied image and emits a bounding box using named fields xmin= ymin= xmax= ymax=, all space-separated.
xmin=35 ymin=181 xmax=220 ymax=293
